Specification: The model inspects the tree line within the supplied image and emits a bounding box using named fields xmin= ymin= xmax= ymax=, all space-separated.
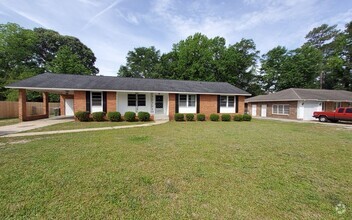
xmin=119 ymin=21 xmax=352 ymax=95
xmin=1 ymin=21 xmax=351 ymax=102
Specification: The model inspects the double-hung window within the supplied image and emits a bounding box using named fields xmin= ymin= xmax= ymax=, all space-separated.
xmin=220 ymin=96 xmax=235 ymax=107
xmin=179 ymin=94 xmax=195 ymax=107
xmin=92 ymin=92 xmax=102 ymax=106
xmin=128 ymin=94 xmax=146 ymax=106
xmin=272 ymin=104 xmax=289 ymax=115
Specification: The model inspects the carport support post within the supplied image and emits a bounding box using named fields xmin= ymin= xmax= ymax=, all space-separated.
xmin=43 ymin=92 xmax=49 ymax=117
xmin=18 ymin=89 xmax=27 ymax=121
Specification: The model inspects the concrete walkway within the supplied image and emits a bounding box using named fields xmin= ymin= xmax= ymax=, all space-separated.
xmin=0 ymin=120 xmax=169 ymax=138
xmin=0 ymin=116 xmax=74 ymax=136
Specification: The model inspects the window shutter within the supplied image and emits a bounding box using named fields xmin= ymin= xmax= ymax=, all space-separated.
xmin=235 ymin=96 xmax=239 ymax=113
xmin=86 ymin=91 xmax=91 ymax=113
xmin=196 ymin=94 xmax=200 ymax=113
xmin=175 ymin=94 xmax=179 ymax=113
xmin=103 ymin=92 xmax=107 ymax=113
xmin=217 ymin=95 xmax=220 ymax=113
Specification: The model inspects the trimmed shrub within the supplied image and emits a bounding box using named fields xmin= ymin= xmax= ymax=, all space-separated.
xmin=197 ymin=114 xmax=205 ymax=121
xmin=186 ymin=114 xmax=195 ymax=121
xmin=107 ymin=112 xmax=121 ymax=122
xmin=221 ymin=114 xmax=231 ymax=121
xmin=124 ymin=111 xmax=136 ymax=122
xmin=243 ymin=113 xmax=252 ymax=121
xmin=92 ymin=112 xmax=105 ymax=122
xmin=174 ymin=113 xmax=185 ymax=121
xmin=75 ymin=111 xmax=90 ymax=122
xmin=210 ymin=114 xmax=219 ymax=121
xmin=138 ymin=111 xmax=150 ymax=121
xmin=234 ymin=114 xmax=243 ymax=121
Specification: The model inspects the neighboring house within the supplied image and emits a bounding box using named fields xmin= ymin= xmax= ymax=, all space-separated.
xmin=245 ymin=88 xmax=352 ymax=120
xmin=6 ymin=73 xmax=250 ymax=121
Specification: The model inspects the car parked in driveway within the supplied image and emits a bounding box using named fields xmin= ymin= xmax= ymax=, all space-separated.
xmin=313 ymin=107 xmax=352 ymax=122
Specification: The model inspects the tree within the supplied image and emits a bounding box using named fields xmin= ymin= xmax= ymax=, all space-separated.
xmin=0 ymin=23 xmax=99 ymax=101
xmin=305 ymin=24 xmax=340 ymax=88
xmin=260 ymin=46 xmax=288 ymax=92
xmin=221 ymin=39 xmax=259 ymax=94
xmin=46 ymin=46 xmax=92 ymax=74
xmin=0 ymin=23 xmax=41 ymax=100
xmin=118 ymin=46 xmax=161 ymax=78
xmin=34 ymin=28 xmax=99 ymax=75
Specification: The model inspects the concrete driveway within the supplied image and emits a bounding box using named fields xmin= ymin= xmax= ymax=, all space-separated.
xmin=0 ymin=116 xmax=74 ymax=136
xmin=254 ymin=117 xmax=352 ymax=130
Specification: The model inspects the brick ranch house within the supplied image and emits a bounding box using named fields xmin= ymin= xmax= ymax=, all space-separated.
xmin=245 ymin=88 xmax=352 ymax=120
xmin=6 ymin=73 xmax=251 ymax=121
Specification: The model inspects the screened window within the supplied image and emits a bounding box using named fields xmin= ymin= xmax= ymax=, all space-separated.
xmin=179 ymin=94 xmax=196 ymax=107
xmin=128 ymin=94 xmax=146 ymax=107
xmin=179 ymin=95 xmax=187 ymax=107
xmin=220 ymin=96 xmax=227 ymax=107
xmin=188 ymin=95 xmax=196 ymax=107
xmin=128 ymin=94 xmax=136 ymax=106
xmin=228 ymin=96 xmax=235 ymax=107
xmin=220 ymin=96 xmax=235 ymax=107
xmin=272 ymin=104 xmax=289 ymax=115
xmin=137 ymin=94 xmax=146 ymax=106
xmin=92 ymin=92 xmax=102 ymax=106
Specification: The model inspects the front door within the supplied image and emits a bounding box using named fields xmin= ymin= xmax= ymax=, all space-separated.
xmin=155 ymin=95 xmax=164 ymax=114
xmin=261 ymin=104 xmax=267 ymax=117
xmin=252 ymin=104 xmax=257 ymax=116
xmin=65 ymin=99 xmax=74 ymax=116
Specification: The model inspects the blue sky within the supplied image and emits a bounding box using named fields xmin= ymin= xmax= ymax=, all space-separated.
xmin=1 ymin=0 xmax=351 ymax=76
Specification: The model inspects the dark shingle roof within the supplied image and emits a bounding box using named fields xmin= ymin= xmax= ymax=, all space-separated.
xmin=245 ymin=88 xmax=352 ymax=102
xmin=6 ymin=73 xmax=250 ymax=95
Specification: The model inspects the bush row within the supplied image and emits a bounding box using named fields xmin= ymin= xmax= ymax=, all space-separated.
xmin=74 ymin=111 xmax=151 ymax=122
xmin=174 ymin=113 xmax=252 ymax=122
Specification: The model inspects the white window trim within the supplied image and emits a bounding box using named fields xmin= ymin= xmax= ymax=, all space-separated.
xmin=220 ymin=96 xmax=235 ymax=108
xmin=272 ymin=104 xmax=290 ymax=115
xmin=91 ymin=91 xmax=102 ymax=107
xmin=179 ymin=94 xmax=196 ymax=108
xmin=90 ymin=91 xmax=103 ymax=113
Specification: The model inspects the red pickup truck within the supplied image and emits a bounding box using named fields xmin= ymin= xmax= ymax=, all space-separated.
xmin=313 ymin=107 xmax=352 ymax=122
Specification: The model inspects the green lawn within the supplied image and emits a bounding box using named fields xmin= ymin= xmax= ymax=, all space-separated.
xmin=0 ymin=120 xmax=351 ymax=219
xmin=0 ymin=118 xmax=19 ymax=127
xmin=25 ymin=121 xmax=150 ymax=132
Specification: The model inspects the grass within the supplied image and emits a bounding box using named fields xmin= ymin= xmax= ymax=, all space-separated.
xmin=0 ymin=118 xmax=19 ymax=127
xmin=25 ymin=121 xmax=150 ymax=132
xmin=0 ymin=120 xmax=351 ymax=219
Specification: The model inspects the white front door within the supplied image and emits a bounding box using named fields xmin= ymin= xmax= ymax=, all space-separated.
xmin=91 ymin=92 xmax=103 ymax=113
xmin=155 ymin=95 xmax=164 ymax=114
xmin=261 ymin=104 xmax=267 ymax=117
xmin=65 ymin=99 xmax=74 ymax=116
xmin=252 ymin=104 xmax=257 ymax=116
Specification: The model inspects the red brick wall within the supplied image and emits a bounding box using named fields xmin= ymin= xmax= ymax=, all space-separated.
xmin=199 ymin=94 xmax=217 ymax=118
xmin=60 ymin=94 xmax=74 ymax=115
xmin=74 ymin=91 xmax=86 ymax=112
xmin=107 ymin=92 xmax=116 ymax=113
xmin=248 ymin=101 xmax=298 ymax=119
xmin=18 ymin=89 xmax=27 ymax=121
xmin=238 ymin=96 xmax=245 ymax=114
xmin=168 ymin=93 xmax=176 ymax=120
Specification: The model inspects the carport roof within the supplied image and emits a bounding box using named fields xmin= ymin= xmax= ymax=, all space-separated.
xmin=6 ymin=72 xmax=250 ymax=95
xmin=245 ymin=88 xmax=352 ymax=102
